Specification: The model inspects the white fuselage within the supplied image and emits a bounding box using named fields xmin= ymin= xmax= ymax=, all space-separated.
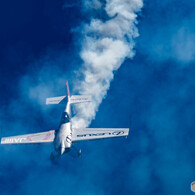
xmin=53 ymin=98 xmax=72 ymax=156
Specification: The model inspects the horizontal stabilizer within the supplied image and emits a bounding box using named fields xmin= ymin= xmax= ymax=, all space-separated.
xmin=1 ymin=130 xmax=55 ymax=144
xmin=70 ymin=95 xmax=92 ymax=104
xmin=46 ymin=96 xmax=66 ymax=105
xmin=72 ymin=128 xmax=129 ymax=142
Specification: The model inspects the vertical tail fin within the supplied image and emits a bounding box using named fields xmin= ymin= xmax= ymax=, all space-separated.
xmin=66 ymin=81 xmax=70 ymax=98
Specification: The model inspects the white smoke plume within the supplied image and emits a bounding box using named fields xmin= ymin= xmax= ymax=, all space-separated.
xmin=72 ymin=0 xmax=143 ymax=128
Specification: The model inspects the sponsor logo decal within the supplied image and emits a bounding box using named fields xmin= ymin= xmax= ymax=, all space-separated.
xmin=77 ymin=131 xmax=124 ymax=137
xmin=3 ymin=137 xmax=27 ymax=143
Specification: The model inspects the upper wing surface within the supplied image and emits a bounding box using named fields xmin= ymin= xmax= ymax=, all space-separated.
xmin=72 ymin=128 xmax=129 ymax=142
xmin=1 ymin=130 xmax=55 ymax=144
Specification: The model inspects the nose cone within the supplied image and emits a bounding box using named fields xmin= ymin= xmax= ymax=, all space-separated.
xmin=60 ymin=147 xmax=65 ymax=155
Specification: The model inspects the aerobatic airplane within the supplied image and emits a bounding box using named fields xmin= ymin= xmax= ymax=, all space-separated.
xmin=1 ymin=81 xmax=129 ymax=160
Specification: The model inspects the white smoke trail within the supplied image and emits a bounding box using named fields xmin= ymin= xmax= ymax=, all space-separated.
xmin=72 ymin=0 xmax=143 ymax=128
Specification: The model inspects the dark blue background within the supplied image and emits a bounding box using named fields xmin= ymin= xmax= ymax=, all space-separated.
xmin=0 ymin=0 xmax=195 ymax=194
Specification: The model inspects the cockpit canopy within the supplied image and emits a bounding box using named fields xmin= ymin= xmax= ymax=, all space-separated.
xmin=61 ymin=112 xmax=70 ymax=124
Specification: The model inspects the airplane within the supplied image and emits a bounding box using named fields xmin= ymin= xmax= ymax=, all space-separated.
xmin=1 ymin=81 xmax=129 ymax=160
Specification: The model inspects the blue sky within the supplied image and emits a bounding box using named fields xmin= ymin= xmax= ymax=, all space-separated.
xmin=0 ymin=0 xmax=195 ymax=194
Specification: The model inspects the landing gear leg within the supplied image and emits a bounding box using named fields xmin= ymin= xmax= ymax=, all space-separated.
xmin=50 ymin=151 xmax=60 ymax=163
xmin=69 ymin=146 xmax=82 ymax=158
xmin=78 ymin=149 xmax=82 ymax=158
